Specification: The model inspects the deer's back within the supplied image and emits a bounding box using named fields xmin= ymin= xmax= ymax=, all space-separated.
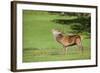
xmin=57 ymin=35 xmax=81 ymax=47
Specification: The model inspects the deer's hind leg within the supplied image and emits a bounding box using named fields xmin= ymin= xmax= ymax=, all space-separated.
xmin=76 ymin=38 xmax=83 ymax=53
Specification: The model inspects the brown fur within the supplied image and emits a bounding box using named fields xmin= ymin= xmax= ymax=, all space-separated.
xmin=52 ymin=29 xmax=83 ymax=54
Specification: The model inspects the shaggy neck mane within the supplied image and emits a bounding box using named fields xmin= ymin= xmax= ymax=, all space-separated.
xmin=56 ymin=33 xmax=64 ymax=41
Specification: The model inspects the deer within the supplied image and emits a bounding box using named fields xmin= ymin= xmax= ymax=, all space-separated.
xmin=52 ymin=29 xmax=83 ymax=54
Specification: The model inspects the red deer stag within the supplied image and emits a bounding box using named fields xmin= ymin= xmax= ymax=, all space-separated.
xmin=52 ymin=29 xmax=83 ymax=54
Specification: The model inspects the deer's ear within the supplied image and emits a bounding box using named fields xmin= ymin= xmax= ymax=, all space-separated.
xmin=58 ymin=32 xmax=62 ymax=34
xmin=58 ymin=34 xmax=63 ymax=38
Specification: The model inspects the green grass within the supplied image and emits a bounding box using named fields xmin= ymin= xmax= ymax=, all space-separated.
xmin=23 ymin=10 xmax=91 ymax=62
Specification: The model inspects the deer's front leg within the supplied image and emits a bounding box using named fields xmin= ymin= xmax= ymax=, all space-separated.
xmin=63 ymin=46 xmax=68 ymax=55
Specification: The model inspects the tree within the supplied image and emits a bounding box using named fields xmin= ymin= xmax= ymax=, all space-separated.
xmin=52 ymin=12 xmax=91 ymax=36
xmin=70 ymin=13 xmax=91 ymax=35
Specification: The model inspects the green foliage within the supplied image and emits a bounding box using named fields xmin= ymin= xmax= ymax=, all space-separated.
xmin=52 ymin=12 xmax=91 ymax=35
xmin=71 ymin=15 xmax=91 ymax=34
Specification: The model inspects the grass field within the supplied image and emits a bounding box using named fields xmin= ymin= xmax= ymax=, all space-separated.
xmin=23 ymin=10 xmax=91 ymax=62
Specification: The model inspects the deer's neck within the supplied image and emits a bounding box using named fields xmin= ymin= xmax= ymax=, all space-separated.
xmin=56 ymin=34 xmax=64 ymax=42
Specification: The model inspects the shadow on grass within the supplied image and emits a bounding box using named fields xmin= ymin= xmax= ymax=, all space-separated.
xmin=23 ymin=47 xmax=91 ymax=62
xmin=23 ymin=47 xmax=86 ymax=56
xmin=23 ymin=48 xmax=64 ymax=56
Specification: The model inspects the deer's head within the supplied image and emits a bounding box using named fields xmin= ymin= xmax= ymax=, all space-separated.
xmin=52 ymin=29 xmax=63 ymax=37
